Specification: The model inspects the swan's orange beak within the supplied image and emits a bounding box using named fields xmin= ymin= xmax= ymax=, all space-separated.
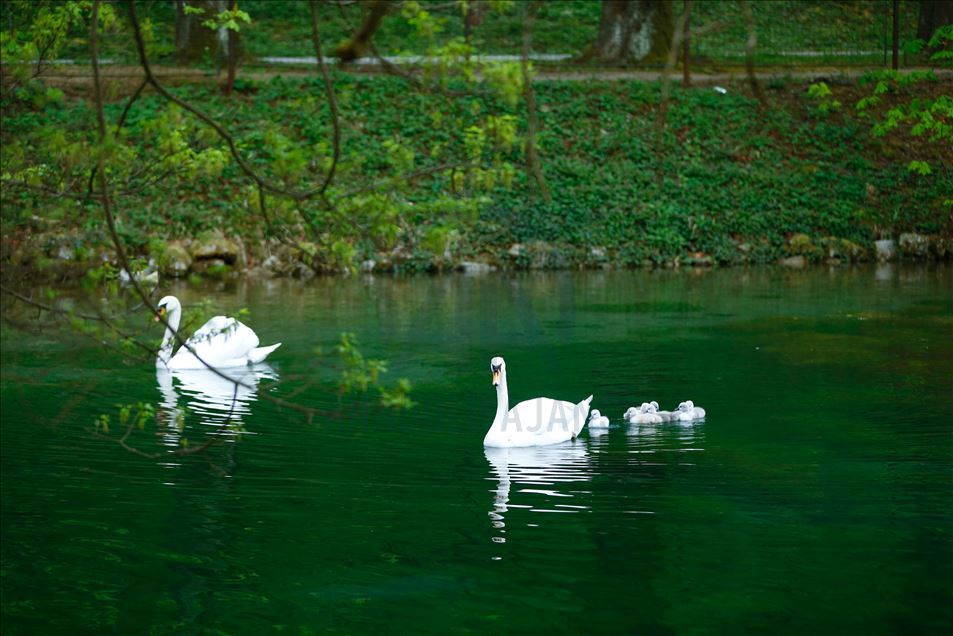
xmin=492 ymin=370 xmax=501 ymax=386
xmin=155 ymin=306 xmax=166 ymax=323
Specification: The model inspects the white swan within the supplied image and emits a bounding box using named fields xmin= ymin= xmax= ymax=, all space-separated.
xmin=685 ymin=400 xmax=706 ymax=420
xmin=155 ymin=295 xmax=281 ymax=370
xmin=120 ymin=259 xmax=159 ymax=288
xmin=483 ymin=356 xmax=592 ymax=448
xmin=675 ymin=400 xmax=706 ymax=421
xmin=650 ymin=401 xmax=677 ymax=422
xmin=588 ymin=409 xmax=610 ymax=428
xmin=624 ymin=402 xmax=663 ymax=424
xmin=631 ymin=409 xmax=663 ymax=424
xmin=675 ymin=402 xmax=693 ymax=421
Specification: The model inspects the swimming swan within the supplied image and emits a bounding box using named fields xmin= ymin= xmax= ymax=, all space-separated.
xmin=650 ymin=401 xmax=677 ymax=422
xmin=685 ymin=400 xmax=706 ymax=419
xmin=676 ymin=400 xmax=706 ymax=421
xmin=626 ymin=403 xmax=663 ymax=424
xmin=483 ymin=356 xmax=592 ymax=448
xmin=155 ymin=295 xmax=281 ymax=370
xmin=588 ymin=409 xmax=610 ymax=428
xmin=631 ymin=411 xmax=663 ymax=425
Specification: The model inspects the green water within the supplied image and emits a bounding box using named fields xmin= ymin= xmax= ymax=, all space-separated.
xmin=2 ymin=266 xmax=952 ymax=634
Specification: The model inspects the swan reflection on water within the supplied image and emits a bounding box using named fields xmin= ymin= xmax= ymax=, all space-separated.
xmin=626 ymin=419 xmax=706 ymax=469
xmin=485 ymin=442 xmax=592 ymax=547
xmin=626 ymin=419 xmax=705 ymax=444
xmin=155 ymin=364 xmax=278 ymax=450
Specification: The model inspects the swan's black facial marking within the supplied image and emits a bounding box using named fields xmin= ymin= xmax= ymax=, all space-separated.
xmin=490 ymin=358 xmax=503 ymax=387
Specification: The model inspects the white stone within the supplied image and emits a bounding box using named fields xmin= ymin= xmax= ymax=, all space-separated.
xmin=874 ymin=239 xmax=896 ymax=262
xmin=459 ymin=261 xmax=494 ymax=274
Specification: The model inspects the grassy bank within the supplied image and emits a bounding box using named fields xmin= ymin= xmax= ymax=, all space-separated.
xmin=1 ymin=70 xmax=950 ymax=280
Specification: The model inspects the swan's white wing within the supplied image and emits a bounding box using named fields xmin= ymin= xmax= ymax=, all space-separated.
xmin=498 ymin=398 xmax=585 ymax=446
xmin=172 ymin=316 xmax=259 ymax=368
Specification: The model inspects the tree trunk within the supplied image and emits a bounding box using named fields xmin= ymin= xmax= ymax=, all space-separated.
xmin=593 ymin=0 xmax=674 ymax=64
xmin=223 ymin=0 xmax=238 ymax=95
xmin=335 ymin=0 xmax=391 ymax=62
xmin=682 ymin=0 xmax=691 ymax=86
xmin=917 ymin=0 xmax=953 ymax=41
xmin=740 ymin=0 xmax=764 ymax=105
xmin=521 ymin=1 xmax=551 ymax=203
xmin=464 ymin=0 xmax=486 ymax=46
xmin=174 ymin=0 xmax=229 ymax=64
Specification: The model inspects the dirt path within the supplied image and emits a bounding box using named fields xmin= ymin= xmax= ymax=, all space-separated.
xmin=29 ymin=62 xmax=953 ymax=98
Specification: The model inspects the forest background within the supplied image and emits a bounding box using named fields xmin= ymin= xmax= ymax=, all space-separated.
xmin=1 ymin=0 xmax=950 ymax=289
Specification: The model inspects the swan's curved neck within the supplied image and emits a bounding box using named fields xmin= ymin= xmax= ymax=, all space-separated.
xmin=157 ymin=306 xmax=181 ymax=367
xmin=492 ymin=371 xmax=509 ymax=430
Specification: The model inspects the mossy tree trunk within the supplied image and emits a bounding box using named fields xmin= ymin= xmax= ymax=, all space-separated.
xmin=174 ymin=0 xmax=229 ymax=64
xmin=592 ymin=0 xmax=674 ymax=65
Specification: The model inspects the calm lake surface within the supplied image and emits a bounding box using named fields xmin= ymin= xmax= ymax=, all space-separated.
xmin=2 ymin=266 xmax=951 ymax=634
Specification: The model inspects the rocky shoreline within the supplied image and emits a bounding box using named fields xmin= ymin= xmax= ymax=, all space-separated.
xmin=3 ymin=228 xmax=951 ymax=285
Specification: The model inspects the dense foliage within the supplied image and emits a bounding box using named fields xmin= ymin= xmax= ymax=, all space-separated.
xmin=3 ymin=71 xmax=950 ymax=272
xmin=27 ymin=0 xmax=924 ymax=66
xmin=1 ymin=0 xmax=950 ymax=279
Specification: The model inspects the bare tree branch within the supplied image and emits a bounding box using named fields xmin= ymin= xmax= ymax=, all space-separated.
xmin=126 ymin=1 xmax=331 ymax=206
xmin=92 ymin=2 xmax=318 ymax=420
xmin=339 ymin=161 xmax=467 ymax=198
xmin=0 ymin=282 xmax=157 ymax=359
xmin=84 ymin=76 xmax=149 ymax=202
xmin=2 ymin=178 xmax=103 ymax=200
xmin=335 ymin=0 xmax=390 ymax=62
xmin=308 ymin=0 xmax=341 ymax=195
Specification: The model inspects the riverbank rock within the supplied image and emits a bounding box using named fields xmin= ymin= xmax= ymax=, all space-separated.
xmin=820 ymin=237 xmax=868 ymax=262
xmin=786 ymin=233 xmax=823 ymax=261
xmin=526 ymin=240 xmax=569 ymax=270
xmin=159 ymin=242 xmax=192 ymax=277
xmin=930 ymin=236 xmax=952 ymax=260
xmin=899 ymin=233 xmax=929 ymax=258
xmin=686 ymin=253 xmax=714 ymax=267
xmin=780 ymin=255 xmax=807 ymax=268
xmin=293 ymin=262 xmax=316 ymax=279
xmin=388 ymin=244 xmax=412 ymax=269
xmin=458 ymin=261 xmax=495 ymax=274
xmin=261 ymin=245 xmax=298 ymax=277
xmin=189 ymin=232 xmax=245 ymax=269
xmin=191 ymin=258 xmax=233 ymax=277
xmin=119 ymin=259 xmax=159 ymax=287
xmin=874 ymin=239 xmax=896 ymax=262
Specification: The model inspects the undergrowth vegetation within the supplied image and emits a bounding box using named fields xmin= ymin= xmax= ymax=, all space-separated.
xmin=2 ymin=71 xmax=950 ymax=272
